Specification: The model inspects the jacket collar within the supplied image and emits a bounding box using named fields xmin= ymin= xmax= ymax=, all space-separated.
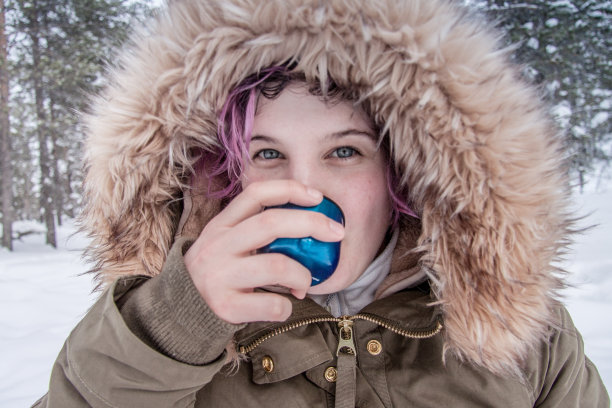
xmin=234 ymin=284 xmax=441 ymax=390
xmin=235 ymin=283 xmax=440 ymax=349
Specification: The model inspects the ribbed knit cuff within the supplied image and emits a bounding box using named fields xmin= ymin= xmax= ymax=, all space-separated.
xmin=118 ymin=237 xmax=245 ymax=365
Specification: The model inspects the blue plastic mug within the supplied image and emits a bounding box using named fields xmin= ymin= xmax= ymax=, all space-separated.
xmin=258 ymin=197 xmax=344 ymax=286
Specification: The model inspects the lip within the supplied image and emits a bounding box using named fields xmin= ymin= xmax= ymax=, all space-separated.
xmin=257 ymin=197 xmax=344 ymax=286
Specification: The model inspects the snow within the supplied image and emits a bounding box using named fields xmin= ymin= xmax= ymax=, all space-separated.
xmin=522 ymin=22 xmax=534 ymax=31
xmin=562 ymin=188 xmax=612 ymax=389
xmin=546 ymin=18 xmax=559 ymax=28
xmin=550 ymin=0 xmax=579 ymax=12
xmin=1 ymin=190 xmax=612 ymax=406
xmin=552 ymin=101 xmax=572 ymax=128
xmin=546 ymin=44 xmax=558 ymax=54
xmin=546 ymin=79 xmax=561 ymax=93
xmin=527 ymin=37 xmax=539 ymax=49
xmin=0 ymin=221 xmax=97 ymax=407
xmin=592 ymin=112 xmax=610 ymax=128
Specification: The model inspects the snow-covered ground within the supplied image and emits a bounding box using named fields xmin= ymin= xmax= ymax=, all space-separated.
xmin=562 ymin=189 xmax=612 ymax=392
xmin=1 ymin=190 xmax=611 ymax=407
xmin=0 ymin=221 xmax=97 ymax=407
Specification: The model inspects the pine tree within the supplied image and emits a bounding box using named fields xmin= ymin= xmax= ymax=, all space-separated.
xmin=472 ymin=0 xmax=612 ymax=191
xmin=4 ymin=0 xmax=152 ymax=248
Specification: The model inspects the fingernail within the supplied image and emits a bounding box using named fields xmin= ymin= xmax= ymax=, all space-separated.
xmin=293 ymin=289 xmax=306 ymax=299
xmin=329 ymin=220 xmax=344 ymax=237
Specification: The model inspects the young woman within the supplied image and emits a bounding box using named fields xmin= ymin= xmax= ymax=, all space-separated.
xmin=35 ymin=0 xmax=608 ymax=406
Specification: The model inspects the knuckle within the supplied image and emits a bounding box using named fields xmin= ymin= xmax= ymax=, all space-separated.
xmin=268 ymin=297 xmax=290 ymax=321
xmin=209 ymin=295 xmax=236 ymax=321
xmin=257 ymin=210 xmax=277 ymax=229
xmin=268 ymin=253 xmax=291 ymax=271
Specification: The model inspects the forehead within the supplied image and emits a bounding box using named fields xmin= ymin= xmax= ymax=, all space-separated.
xmin=254 ymin=83 xmax=375 ymax=136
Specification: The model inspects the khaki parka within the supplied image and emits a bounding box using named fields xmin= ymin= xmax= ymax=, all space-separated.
xmin=34 ymin=240 xmax=608 ymax=407
xmin=33 ymin=0 xmax=610 ymax=406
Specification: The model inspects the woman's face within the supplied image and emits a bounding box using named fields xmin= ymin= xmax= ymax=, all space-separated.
xmin=242 ymin=84 xmax=392 ymax=294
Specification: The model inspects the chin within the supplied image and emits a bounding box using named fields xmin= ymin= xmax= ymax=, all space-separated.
xmin=307 ymin=264 xmax=357 ymax=295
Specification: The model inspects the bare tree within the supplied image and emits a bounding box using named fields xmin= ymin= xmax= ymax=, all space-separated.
xmin=1 ymin=0 xmax=13 ymax=250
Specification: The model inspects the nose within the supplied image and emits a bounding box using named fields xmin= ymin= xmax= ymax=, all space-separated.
xmin=287 ymin=157 xmax=319 ymax=189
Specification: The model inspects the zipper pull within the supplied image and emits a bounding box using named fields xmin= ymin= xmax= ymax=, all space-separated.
xmin=335 ymin=317 xmax=357 ymax=408
xmin=336 ymin=317 xmax=356 ymax=356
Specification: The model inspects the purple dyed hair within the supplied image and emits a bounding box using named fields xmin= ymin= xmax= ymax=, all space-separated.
xmin=201 ymin=66 xmax=417 ymax=223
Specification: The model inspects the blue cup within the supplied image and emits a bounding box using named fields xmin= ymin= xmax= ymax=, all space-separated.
xmin=258 ymin=197 xmax=344 ymax=286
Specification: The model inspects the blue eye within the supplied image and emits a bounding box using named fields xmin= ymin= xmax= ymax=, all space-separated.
xmin=333 ymin=147 xmax=356 ymax=158
xmin=257 ymin=149 xmax=281 ymax=160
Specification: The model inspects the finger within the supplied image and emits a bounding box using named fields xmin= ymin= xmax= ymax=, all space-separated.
xmin=291 ymin=288 xmax=307 ymax=300
xmin=223 ymin=209 xmax=344 ymax=255
xmin=224 ymin=292 xmax=293 ymax=323
xmin=215 ymin=180 xmax=323 ymax=227
xmin=188 ymin=209 xmax=343 ymax=269
xmin=227 ymin=254 xmax=312 ymax=292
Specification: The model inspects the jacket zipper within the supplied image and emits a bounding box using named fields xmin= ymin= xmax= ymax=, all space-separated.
xmin=238 ymin=313 xmax=443 ymax=355
xmin=336 ymin=317 xmax=356 ymax=356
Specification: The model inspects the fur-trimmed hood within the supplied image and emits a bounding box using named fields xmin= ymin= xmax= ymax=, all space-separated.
xmin=81 ymin=0 xmax=572 ymax=377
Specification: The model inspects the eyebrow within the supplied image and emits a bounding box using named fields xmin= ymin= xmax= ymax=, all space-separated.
xmin=250 ymin=129 xmax=377 ymax=144
xmin=250 ymin=135 xmax=279 ymax=144
xmin=327 ymin=129 xmax=378 ymax=141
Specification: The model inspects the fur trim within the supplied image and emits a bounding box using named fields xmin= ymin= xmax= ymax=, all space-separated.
xmin=81 ymin=0 xmax=573 ymax=377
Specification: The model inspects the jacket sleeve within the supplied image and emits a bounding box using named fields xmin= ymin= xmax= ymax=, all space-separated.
xmin=32 ymin=238 xmax=244 ymax=408
xmin=531 ymin=305 xmax=609 ymax=408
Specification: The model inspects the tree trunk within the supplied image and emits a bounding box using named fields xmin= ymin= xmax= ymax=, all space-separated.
xmin=29 ymin=5 xmax=56 ymax=248
xmin=24 ymin=175 xmax=34 ymax=218
xmin=49 ymin=99 xmax=63 ymax=226
xmin=0 ymin=0 xmax=13 ymax=250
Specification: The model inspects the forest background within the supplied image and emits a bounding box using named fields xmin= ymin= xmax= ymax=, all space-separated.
xmin=0 ymin=0 xmax=611 ymax=249
xmin=0 ymin=0 xmax=610 ymax=405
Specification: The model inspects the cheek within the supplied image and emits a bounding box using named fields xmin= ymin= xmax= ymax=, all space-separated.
xmin=241 ymin=167 xmax=279 ymax=188
xmin=334 ymin=170 xmax=391 ymax=229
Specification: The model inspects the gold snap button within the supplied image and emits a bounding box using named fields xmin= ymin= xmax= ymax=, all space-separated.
xmin=262 ymin=356 xmax=274 ymax=373
xmin=367 ymin=339 xmax=382 ymax=355
xmin=324 ymin=366 xmax=337 ymax=382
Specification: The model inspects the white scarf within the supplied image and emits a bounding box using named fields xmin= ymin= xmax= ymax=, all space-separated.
xmin=310 ymin=229 xmax=399 ymax=317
